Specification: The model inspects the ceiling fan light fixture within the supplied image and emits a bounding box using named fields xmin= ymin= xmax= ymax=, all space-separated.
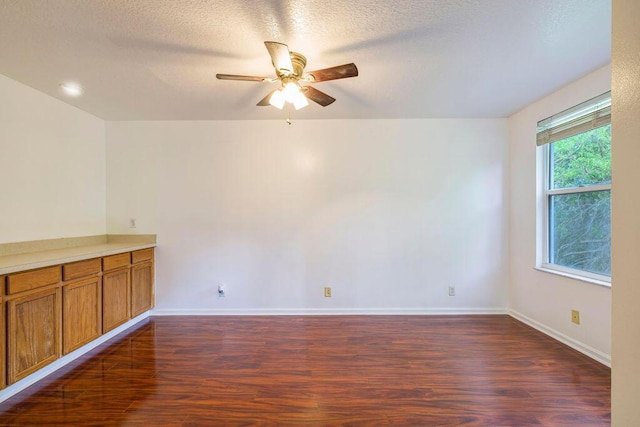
xmin=283 ymin=81 xmax=300 ymax=103
xmin=217 ymin=41 xmax=358 ymax=111
xmin=292 ymin=90 xmax=309 ymax=110
xmin=282 ymin=81 xmax=308 ymax=110
xmin=268 ymin=89 xmax=285 ymax=109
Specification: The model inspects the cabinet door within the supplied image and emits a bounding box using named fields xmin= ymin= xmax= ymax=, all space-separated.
xmin=7 ymin=287 xmax=61 ymax=384
xmin=63 ymin=276 xmax=101 ymax=354
xmin=102 ymin=268 xmax=130 ymax=333
xmin=131 ymin=261 xmax=154 ymax=317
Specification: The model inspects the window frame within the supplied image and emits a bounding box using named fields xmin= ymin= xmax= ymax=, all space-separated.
xmin=538 ymin=95 xmax=612 ymax=285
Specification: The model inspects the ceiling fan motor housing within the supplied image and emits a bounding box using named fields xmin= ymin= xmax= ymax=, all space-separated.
xmin=277 ymin=51 xmax=307 ymax=79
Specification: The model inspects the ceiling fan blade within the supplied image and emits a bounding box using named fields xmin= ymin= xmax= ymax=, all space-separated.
xmin=306 ymin=63 xmax=358 ymax=82
xmin=303 ymin=86 xmax=336 ymax=107
xmin=257 ymin=89 xmax=278 ymax=106
xmin=264 ymin=41 xmax=294 ymax=75
xmin=216 ymin=74 xmax=268 ymax=82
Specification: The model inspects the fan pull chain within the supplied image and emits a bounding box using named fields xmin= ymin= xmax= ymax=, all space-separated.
xmin=286 ymin=105 xmax=292 ymax=125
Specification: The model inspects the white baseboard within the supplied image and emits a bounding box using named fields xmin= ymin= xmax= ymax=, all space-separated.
xmin=0 ymin=312 xmax=150 ymax=403
xmin=151 ymin=307 xmax=508 ymax=316
xmin=509 ymin=309 xmax=611 ymax=367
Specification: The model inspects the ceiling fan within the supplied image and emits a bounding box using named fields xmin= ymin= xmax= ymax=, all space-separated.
xmin=216 ymin=41 xmax=358 ymax=111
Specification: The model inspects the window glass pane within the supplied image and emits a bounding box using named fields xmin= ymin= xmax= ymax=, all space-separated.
xmin=549 ymin=124 xmax=611 ymax=190
xmin=549 ymin=190 xmax=611 ymax=276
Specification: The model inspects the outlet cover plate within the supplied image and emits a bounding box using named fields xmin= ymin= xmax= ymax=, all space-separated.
xmin=571 ymin=310 xmax=580 ymax=324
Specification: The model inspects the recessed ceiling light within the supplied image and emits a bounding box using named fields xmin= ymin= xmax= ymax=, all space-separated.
xmin=59 ymin=83 xmax=83 ymax=97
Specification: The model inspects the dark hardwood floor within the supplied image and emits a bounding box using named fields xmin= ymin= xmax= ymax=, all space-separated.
xmin=0 ymin=315 xmax=610 ymax=426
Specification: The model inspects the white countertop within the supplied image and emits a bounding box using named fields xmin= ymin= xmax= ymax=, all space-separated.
xmin=0 ymin=242 xmax=156 ymax=275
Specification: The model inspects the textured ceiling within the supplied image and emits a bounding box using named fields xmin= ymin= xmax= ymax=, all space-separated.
xmin=0 ymin=0 xmax=611 ymax=121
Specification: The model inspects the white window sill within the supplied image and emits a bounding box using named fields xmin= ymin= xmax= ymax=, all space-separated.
xmin=534 ymin=266 xmax=611 ymax=288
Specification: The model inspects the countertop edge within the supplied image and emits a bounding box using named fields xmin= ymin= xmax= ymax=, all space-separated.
xmin=0 ymin=243 xmax=156 ymax=275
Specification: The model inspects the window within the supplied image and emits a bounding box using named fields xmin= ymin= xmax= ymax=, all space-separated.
xmin=537 ymin=92 xmax=611 ymax=283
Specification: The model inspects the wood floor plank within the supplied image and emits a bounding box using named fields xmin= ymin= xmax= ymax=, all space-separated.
xmin=0 ymin=315 xmax=610 ymax=426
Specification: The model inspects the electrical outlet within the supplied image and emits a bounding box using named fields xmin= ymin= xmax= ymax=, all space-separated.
xmin=448 ymin=286 xmax=456 ymax=297
xmin=129 ymin=218 xmax=137 ymax=228
xmin=324 ymin=287 xmax=332 ymax=298
xmin=218 ymin=285 xmax=225 ymax=298
xmin=571 ymin=309 xmax=580 ymax=324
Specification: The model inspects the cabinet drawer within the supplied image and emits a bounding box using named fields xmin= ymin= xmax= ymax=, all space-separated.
xmin=63 ymin=258 xmax=101 ymax=281
xmin=131 ymin=248 xmax=154 ymax=264
xmin=102 ymin=253 xmax=130 ymax=271
xmin=7 ymin=266 xmax=61 ymax=295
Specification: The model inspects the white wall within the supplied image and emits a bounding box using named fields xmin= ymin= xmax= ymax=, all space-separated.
xmin=107 ymin=119 xmax=508 ymax=313
xmin=0 ymin=74 xmax=106 ymax=243
xmin=508 ymin=65 xmax=612 ymax=364
xmin=612 ymin=0 xmax=640 ymax=422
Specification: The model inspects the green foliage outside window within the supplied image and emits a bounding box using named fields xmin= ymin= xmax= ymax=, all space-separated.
xmin=548 ymin=125 xmax=611 ymax=276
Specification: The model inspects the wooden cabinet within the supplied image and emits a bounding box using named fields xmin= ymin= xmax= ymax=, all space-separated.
xmin=102 ymin=268 xmax=130 ymax=333
xmin=62 ymin=259 xmax=102 ymax=354
xmin=7 ymin=287 xmax=61 ymax=384
xmin=1 ymin=247 xmax=154 ymax=388
xmin=5 ymin=266 xmax=62 ymax=385
xmin=131 ymin=249 xmax=154 ymax=318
